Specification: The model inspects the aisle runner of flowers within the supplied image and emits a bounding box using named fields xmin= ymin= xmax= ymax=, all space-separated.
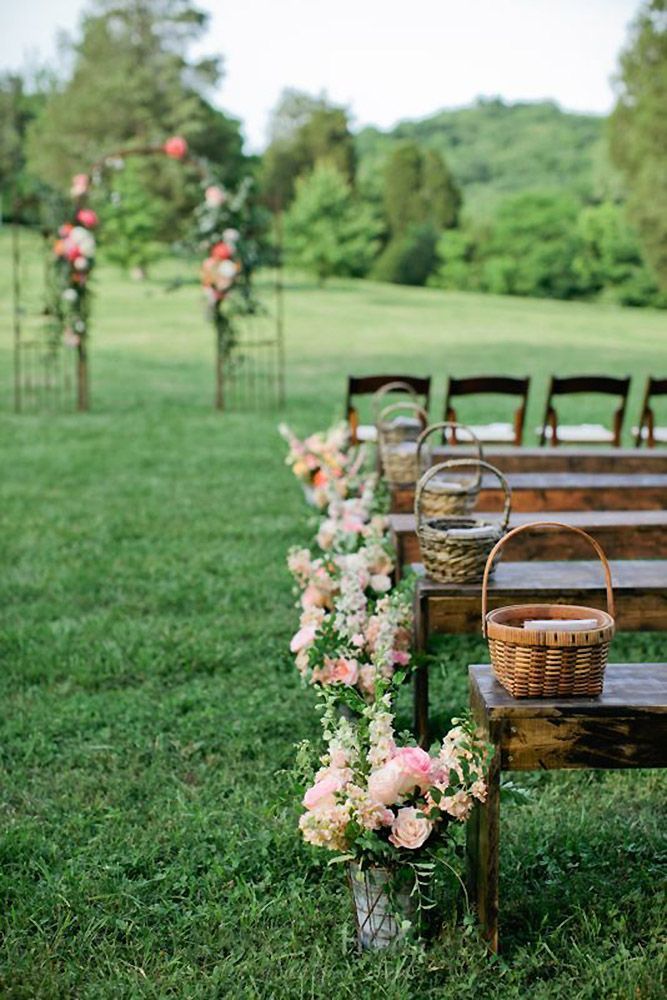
xmin=280 ymin=422 xmax=492 ymax=950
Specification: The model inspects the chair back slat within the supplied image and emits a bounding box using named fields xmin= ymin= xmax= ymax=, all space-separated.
xmin=444 ymin=375 xmax=530 ymax=446
xmin=539 ymin=374 xmax=631 ymax=447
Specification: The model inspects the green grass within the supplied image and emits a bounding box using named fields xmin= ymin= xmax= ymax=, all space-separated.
xmin=1 ymin=231 xmax=666 ymax=998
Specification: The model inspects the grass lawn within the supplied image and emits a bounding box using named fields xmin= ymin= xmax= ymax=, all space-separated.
xmin=1 ymin=232 xmax=666 ymax=998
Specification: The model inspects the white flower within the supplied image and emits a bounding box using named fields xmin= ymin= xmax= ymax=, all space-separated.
xmin=223 ymin=227 xmax=239 ymax=244
xmin=70 ymin=227 xmax=95 ymax=257
xmin=218 ymin=260 xmax=237 ymax=279
xmin=62 ymin=289 xmax=78 ymax=303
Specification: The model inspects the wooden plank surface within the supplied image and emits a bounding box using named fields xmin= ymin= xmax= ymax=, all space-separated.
xmin=391 ymin=510 xmax=667 ymax=570
xmin=390 ymin=472 xmax=667 ymax=513
xmin=466 ymin=662 xmax=667 ymax=953
xmin=429 ymin=445 xmax=667 ymax=475
xmin=413 ymin=560 xmax=667 ymax=745
xmin=470 ymin=662 xmax=667 ymax=717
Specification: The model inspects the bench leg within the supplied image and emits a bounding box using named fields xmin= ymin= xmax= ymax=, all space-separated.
xmin=466 ymin=750 xmax=500 ymax=952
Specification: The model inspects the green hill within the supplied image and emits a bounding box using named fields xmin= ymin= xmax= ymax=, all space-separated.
xmin=356 ymin=98 xmax=611 ymax=219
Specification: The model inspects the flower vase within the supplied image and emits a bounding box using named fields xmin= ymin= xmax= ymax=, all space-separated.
xmin=348 ymin=863 xmax=414 ymax=950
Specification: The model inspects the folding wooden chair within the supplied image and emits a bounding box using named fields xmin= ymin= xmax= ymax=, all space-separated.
xmin=634 ymin=377 xmax=667 ymax=447
xmin=346 ymin=375 xmax=431 ymax=444
xmin=444 ymin=375 xmax=530 ymax=445
xmin=538 ymin=375 xmax=631 ymax=447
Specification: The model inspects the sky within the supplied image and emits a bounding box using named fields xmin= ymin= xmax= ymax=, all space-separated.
xmin=0 ymin=0 xmax=640 ymax=151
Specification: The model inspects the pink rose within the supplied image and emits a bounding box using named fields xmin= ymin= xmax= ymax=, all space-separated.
xmin=393 ymin=746 xmax=433 ymax=791
xmin=303 ymin=775 xmax=341 ymax=811
xmin=367 ymin=760 xmax=405 ymax=805
xmin=388 ymin=807 xmax=433 ymax=849
xmin=70 ymin=173 xmax=89 ymax=197
xmin=392 ymin=649 xmax=411 ymax=666
xmin=163 ymin=135 xmax=188 ymax=159
xmin=329 ymin=656 xmax=359 ymax=686
xmin=301 ymin=584 xmax=329 ymax=610
xmin=205 ymin=185 xmax=226 ymax=207
xmin=368 ymin=747 xmax=433 ymax=805
xmin=290 ymin=624 xmax=316 ymax=653
xmin=370 ymin=573 xmax=392 ymax=593
xmin=76 ymin=208 xmax=98 ymax=228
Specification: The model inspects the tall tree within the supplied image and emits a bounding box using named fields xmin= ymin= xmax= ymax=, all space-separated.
xmin=0 ymin=72 xmax=48 ymax=217
xmin=383 ymin=142 xmax=423 ymax=236
xmin=26 ymin=0 xmax=244 ymax=194
xmin=283 ymin=162 xmax=380 ymax=283
xmin=421 ymin=149 xmax=461 ymax=230
xmin=383 ymin=141 xmax=460 ymax=237
xmin=260 ymin=89 xmax=355 ymax=210
xmin=609 ymin=0 xmax=667 ymax=288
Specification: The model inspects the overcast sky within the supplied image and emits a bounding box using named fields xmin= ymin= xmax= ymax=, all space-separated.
xmin=0 ymin=0 xmax=639 ymax=151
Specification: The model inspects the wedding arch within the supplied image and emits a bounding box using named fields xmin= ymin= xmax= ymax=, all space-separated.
xmin=12 ymin=137 xmax=284 ymax=412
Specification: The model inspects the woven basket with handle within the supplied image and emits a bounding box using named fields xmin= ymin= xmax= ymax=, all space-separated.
xmin=415 ymin=421 xmax=484 ymax=518
xmin=482 ymin=521 xmax=616 ymax=698
xmin=378 ymin=400 xmax=428 ymax=484
xmin=416 ymin=459 xmax=511 ymax=583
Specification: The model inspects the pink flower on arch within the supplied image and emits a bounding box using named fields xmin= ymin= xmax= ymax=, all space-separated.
xmin=163 ymin=135 xmax=188 ymax=159
xmin=76 ymin=208 xmax=98 ymax=229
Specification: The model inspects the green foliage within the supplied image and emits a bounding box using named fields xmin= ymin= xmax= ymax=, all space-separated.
xmin=357 ymin=98 xmax=605 ymax=218
xmin=260 ymin=89 xmax=356 ymax=210
xmin=383 ymin=141 xmax=460 ymax=237
xmin=371 ymin=223 xmax=440 ymax=286
xmin=25 ymin=0 xmax=244 ymax=229
xmin=98 ymin=159 xmax=163 ymax=272
xmin=574 ymin=202 xmax=666 ymax=308
xmin=431 ymin=194 xmax=665 ymax=306
xmin=284 ymin=162 xmax=380 ymax=283
xmin=0 ymin=73 xmax=48 ymax=219
xmin=609 ymin=0 xmax=667 ymax=289
xmin=1 ymin=233 xmax=666 ymax=996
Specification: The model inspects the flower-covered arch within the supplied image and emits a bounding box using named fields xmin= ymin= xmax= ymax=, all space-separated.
xmin=50 ymin=136 xmax=262 ymax=411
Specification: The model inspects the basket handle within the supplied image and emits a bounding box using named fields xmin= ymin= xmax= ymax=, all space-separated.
xmin=415 ymin=459 xmax=511 ymax=531
xmin=481 ymin=521 xmax=616 ymax=636
xmin=415 ymin=421 xmax=483 ymax=471
xmin=372 ymin=381 xmax=419 ymax=422
xmin=378 ymin=400 xmax=428 ymax=428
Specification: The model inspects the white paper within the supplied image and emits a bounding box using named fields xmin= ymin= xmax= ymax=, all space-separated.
xmin=523 ymin=618 xmax=599 ymax=632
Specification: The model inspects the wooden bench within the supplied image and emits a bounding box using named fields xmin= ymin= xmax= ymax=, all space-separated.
xmin=391 ymin=510 xmax=667 ymax=576
xmin=413 ymin=560 xmax=667 ymax=744
xmin=390 ymin=472 xmax=667 ymax=514
xmin=427 ymin=445 xmax=667 ymax=475
xmin=465 ymin=662 xmax=667 ymax=952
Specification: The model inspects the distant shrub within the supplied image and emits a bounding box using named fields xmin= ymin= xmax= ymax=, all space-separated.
xmin=370 ymin=223 xmax=439 ymax=286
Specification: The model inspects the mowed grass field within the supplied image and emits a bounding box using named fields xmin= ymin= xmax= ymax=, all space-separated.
xmin=1 ymin=231 xmax=666 ymax=998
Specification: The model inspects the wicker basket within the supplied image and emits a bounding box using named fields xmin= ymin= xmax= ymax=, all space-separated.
xmin=482 ymin=521 xmax=616 ymax=698
xmin=378 ymin=401 xmax=428 ymax=484
xmin=372 ymin=380 xmax=419 ymax=423
xmin=377 ymin=399 xmax=427 ymax=447
xmin=416 ymin=422 xmax=484 ymax=518
xmin=416 ymin=459 xmax=511 ymax=583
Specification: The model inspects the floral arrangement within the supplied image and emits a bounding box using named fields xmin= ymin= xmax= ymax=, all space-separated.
xmin=51 ymin=203 xmax=98 ymax=348
xmin=49 ymin=136 xmax=190 ymax=352
xmin=280 ymin=418 xmax=492 ymax=947
xmin=278 ymin=422 xmax=368 ymax=510
xmin=299 ymin=689 xmax=491 ymax=862
xmin=194 ymin=176 xmax=260 ymax=359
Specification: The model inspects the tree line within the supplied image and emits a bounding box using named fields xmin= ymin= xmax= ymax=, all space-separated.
xmin=1 ymin=0 xmax=665 ymax=306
